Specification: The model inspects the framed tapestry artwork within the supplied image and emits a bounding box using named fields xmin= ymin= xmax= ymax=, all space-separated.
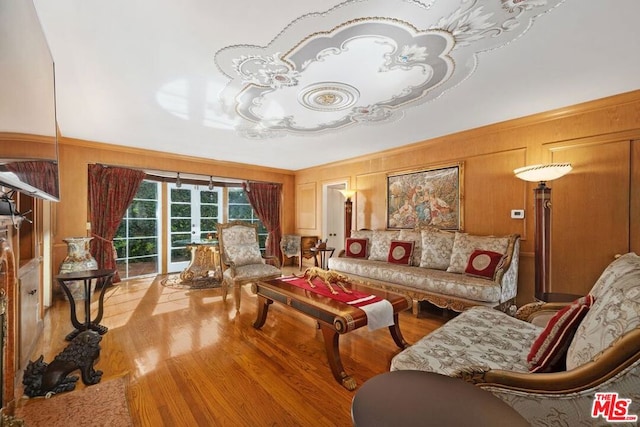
xmin=386 ymin=163 xmax=463 ymax=230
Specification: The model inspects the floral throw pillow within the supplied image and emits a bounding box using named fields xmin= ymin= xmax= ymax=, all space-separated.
xmin=387 ymin=240 xmax=414 ymax=265
xmin=345 ymin=238 xmax=368 ymax=258
xmin=464 ymin=250 xmax=505 ymax=280
xmin=527 ymin=295 xmax=595 ymax=373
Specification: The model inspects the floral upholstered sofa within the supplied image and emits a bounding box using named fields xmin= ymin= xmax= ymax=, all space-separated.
xmin=390 ymin=252 xmax=640 ymax=426
xmin=327 ymin=228 xmax=520 ymax=314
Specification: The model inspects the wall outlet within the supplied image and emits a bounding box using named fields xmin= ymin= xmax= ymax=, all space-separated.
xmin=86 ymin=222 xmax=91 ymax=231
xmin=511 ymin=209 xmax=525 ymax=219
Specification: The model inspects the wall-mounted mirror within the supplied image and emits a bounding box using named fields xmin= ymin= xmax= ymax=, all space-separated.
xmin=0 ymin=0 xmax=60 ymax=201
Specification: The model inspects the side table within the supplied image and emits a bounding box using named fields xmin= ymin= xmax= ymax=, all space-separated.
xmin=536 ymin=292 xmax=582 ymax=303
xmin=178 ymin=240 xmax=222 ymax=283
xmin=351 ymin=371 xmax=529 ymax=426
xmin=55 ymin=269 xmax=116 ymax=341
xmin=309 ymin=246 xmax=335 ymax=270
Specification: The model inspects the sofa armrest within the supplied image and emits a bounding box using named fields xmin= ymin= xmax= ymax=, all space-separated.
xmin=453 ymin=328 xmax=640 ymax=394
xmin=493 ymin=234 xmax=519 ymax=284
xmin=515 ymin=301 xmax=571 ymax=323
xmin=495 ymin=235 xmax=520 ymax=304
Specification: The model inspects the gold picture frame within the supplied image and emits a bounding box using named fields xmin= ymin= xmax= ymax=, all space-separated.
xmin=386 ymin=162 xmax=464 ymax=230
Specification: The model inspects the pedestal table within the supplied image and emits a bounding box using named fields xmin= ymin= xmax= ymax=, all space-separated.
xmin=55 ymin=269 xmax=116 ymax=341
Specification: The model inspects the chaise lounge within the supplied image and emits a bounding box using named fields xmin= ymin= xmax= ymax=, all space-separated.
xmin=390 ymin=252 xmax=640 ymax=426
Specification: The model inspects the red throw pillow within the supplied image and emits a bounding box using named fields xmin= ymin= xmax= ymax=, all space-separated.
xmin=527 ymin=295 xmax=595 ymax=373
xmin=464 ymin=249 xmax=505 ymax=280
xmin=387 ymin=240 xmax=414 ymax=265
xmin=345 ymin=238 xmax=367 ymax=258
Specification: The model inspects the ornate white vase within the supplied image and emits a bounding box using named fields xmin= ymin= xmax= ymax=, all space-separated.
xmin=59 ymin=237 xmax=99 ymax=299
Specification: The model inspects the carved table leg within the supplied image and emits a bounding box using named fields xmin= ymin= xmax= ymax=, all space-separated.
xmin=319 ymin=323 xmax=357 ymax=390
xmin=388 ymin=313 xmax=409 ymax=349
xmin=60 ymin=277 xmax=110 ymax=341
xmin=253 ymin=295 xmax=272 ymax=329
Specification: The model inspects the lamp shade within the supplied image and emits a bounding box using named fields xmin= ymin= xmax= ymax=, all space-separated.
xmin=514 ymin=163 xmax=572 ymax=183
xmin=338 ymin=189 xmax=356 ymax=200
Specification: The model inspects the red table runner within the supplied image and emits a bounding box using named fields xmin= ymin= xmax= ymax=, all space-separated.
xmin=280 ymin=275 xmax=383 ymax=308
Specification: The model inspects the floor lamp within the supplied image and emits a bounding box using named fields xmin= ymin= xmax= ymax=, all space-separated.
xmin=338 ymin=189 xmax=356 ymax=239
xmin=514 ymin=163 xmax=572 ymax=302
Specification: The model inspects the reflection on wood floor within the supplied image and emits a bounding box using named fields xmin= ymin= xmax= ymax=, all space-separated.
xmin=24 ymin=266 xmax=446 ymax=426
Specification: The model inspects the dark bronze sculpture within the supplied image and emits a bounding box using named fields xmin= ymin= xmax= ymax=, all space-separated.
xmin=23 ymin=330 xmax=102 ymax=397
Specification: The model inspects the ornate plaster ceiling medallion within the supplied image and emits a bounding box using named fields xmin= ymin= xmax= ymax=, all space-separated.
xmin=298 ymin=83 xmax=360 ymax=111
xmin=214 ymin=0 xmax=566 ymax=139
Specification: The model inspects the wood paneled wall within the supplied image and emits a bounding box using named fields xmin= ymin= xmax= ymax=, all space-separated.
xmin=53 ymin=138 xmax=296 ymax=280
xmin=295 ymin=90 xmax=640 ymax=305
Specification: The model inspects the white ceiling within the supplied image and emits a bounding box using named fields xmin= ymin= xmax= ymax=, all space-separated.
xmin=33 ymin=0 xmax=640 ymax=171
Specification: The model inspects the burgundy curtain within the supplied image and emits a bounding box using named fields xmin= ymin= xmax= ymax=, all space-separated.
xmin=88 ymin=165 xmax=145 ymax=282
xmin=243 ymin=181 xmax=282 ymax=260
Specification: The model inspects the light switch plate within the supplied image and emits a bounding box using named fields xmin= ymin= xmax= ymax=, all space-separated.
xmin=511 ymin=209 xmax=525 ymax=219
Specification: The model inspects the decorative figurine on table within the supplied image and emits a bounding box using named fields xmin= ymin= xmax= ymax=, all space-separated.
xmin=315 ymin=239 xmax=328 ymax=249
xmin=22 ymin=330 xmax=103 ymax=397
xmin=296 ymin=267 xmax=353 ymax=295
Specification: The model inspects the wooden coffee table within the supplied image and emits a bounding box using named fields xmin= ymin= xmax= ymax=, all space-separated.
xmin=251 ymin=276 xmax=411 ymax=390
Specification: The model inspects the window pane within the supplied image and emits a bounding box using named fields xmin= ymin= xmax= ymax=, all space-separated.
xmin=199 ymin=232 xmax=216 ymax=240
xmin=115 ymin=221 xmax=126 ymax=238
xmin=171 ymin=218 xmax=191 ymax=232
xmin=114 ymin=239 xmax=126 ymax=258
xmin=171 ymin=233 xmax=191 ymax=246
xmin=171 ymin=188 xmax=191 ymax=202
xmin=129 ymin=219 xmax=157 ymax=237
xmin=171 ymin=248 xmax=190 ymax=263
xmin=229 ymin=205 xmax=252 ymax=219
xmin=136 ymin=181 xmax=158 ymax=199
xmin=128 ymin=238 xmax=158 ymax=258
xmin=171 ymin=204 xmax=191 ymax=217
xmin=200 ymin=219 xmax=217 ymax=231
xmin=200 ymin=191 xmax=218 ymax=204
xmin=129 ymin=256 xmax=158 ymax=276
xmin=200 ymin=205 xmax=218 ymax=218
xmin=127 ymin=256 xmax=158 ymax=277
xmin=228 ymin=189 xmax=247 ymax=203
xmin=129 ymin=200 xmax=157 ymax=218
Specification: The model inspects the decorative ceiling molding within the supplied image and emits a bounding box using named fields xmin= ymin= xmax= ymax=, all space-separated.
xmin=212 ymin=0 xmax=566 ymax=139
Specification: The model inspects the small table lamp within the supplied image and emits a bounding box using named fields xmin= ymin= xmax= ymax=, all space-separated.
xmin=514 ymin=163 xmax=572 ymax=301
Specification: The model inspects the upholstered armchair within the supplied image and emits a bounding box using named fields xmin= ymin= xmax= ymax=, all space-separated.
xmin=216 ymin=221 xmax=281 ymax=311
xmin=279 ymin=234 xmax=302 ymax=270
xmin=390 ymin=252 xmax=640 ymax=426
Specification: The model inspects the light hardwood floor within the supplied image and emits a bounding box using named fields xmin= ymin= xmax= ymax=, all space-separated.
xmin=20 ymin=266 xmax=446 ymax=426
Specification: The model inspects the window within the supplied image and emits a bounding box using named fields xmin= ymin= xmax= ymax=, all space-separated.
xmin=114 ymin=180 xmax=161 ymax=279
xmin=228 ymin=188 xmax=267 ymax=251
xmin=115 ymin=180 xmax=265 ymax=278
